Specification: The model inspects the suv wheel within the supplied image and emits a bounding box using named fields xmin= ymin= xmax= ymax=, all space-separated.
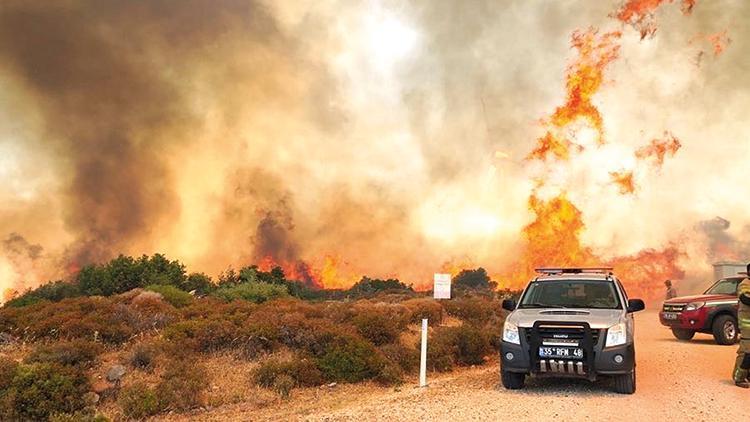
xmin=614 ymin=370 xmax=636 ymax=394
xmin=712 ymin=315 xmax=739 ymax=345
xmin=671 ymin=328 xmax=695 ymax=341
xmin=501 ymin=370 xmax=525 ymax=390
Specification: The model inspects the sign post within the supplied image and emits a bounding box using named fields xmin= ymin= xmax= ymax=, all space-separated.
xmin=433 ymin=273 xmax=451 ymax=299
xmin=419 ymin=318 xmax=428 ymax=387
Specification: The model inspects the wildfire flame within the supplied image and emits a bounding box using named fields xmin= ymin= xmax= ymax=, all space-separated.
xmin=528 ymin=29 xmax=621 ymax=161
xmin=614 ymin=0 xmax=697 ymax=39
xmin=706 ymin=30 xmax=731 ymax=56
xmin=635 ymin=132 xmax=682 ymax=168
xmin=610 ymin=170 xmax=637 ymax=195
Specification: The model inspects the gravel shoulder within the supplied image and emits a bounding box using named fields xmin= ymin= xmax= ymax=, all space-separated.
xmin=162 ymin=310 xmax=747 ymax=421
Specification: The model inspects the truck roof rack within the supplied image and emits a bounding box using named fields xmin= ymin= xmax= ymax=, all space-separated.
xmin=535 ymin=267 xmax=613 ymax=275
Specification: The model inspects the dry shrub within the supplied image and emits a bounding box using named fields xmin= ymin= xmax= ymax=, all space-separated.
xmin=0 ymin=297 xmax=135 ymax=343
xmin=156 ymin=360 xmax=209 ymax=411
xmin=25 ymin=339 xmax=102 ymax=368
xmin=119 ymin=381 xmax=159 ymax=420
xmin=426 ymin=325 xmax=492 ymax=371
xmin=315 ymin=334 xmax=387 ymax=383
xmin=379 ymin=342 xmax=419 ymax=372
xmin=402 ymin=298 xmax=444 ymax=324
xmin=129 ymin=342 xmax=159 ymax=371
xmin=2 ymin=363 xmax=90 ymax=420
xmin=349 ymin=303 xmax=410 ymax=346
xmin=442 ymin=297 xmax=500 ymax=326
xmin=253 ymin=356 xmax=323 ymax=390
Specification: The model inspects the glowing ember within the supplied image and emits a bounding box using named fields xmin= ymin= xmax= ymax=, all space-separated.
xmin=610 ymin=170 xmax=637 ymax=194
xmin=635 ymin=132 xmax=682 ymax=168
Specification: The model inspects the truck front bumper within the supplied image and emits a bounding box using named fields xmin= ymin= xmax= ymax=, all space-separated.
xmin=501 ymin=341 xmax=635 ymax=377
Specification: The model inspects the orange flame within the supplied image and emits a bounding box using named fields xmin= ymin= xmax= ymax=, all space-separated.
xmin=257 ymin=255 xmax=322 ymax=289
xmin=2 ymin=288 xmax=17 ymax=304
xmin=635 ymin=131 xmax=682 ymax=168
xmin=257 ymin=254 xmax=361 ymax=290
xmin=706 ymin=30 xmax=731 ymax=56
xmin=440 ymin=257 xmax=477 ymax=278
xmin=528 ymin=29 xmax=621 ymax=161
xmin=504 ymin=193 xmax=683 ymax=300
xmin=614 ymin=0 xmax=697 ymax=39
xmin=609 ymin=170 xmax=637 ymax=194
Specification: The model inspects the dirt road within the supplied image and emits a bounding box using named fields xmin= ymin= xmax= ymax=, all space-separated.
xmin=169 ymin=310 xmax=747 ymax=421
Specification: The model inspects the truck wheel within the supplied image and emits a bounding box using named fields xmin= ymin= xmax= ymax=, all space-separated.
xmin=501 ymin=370 xmax=525 ymax=390
xmin=613 ymin=370 xmax=636 ymax=394
xmin=712 ymin=315 xmax=739 ymax=345
xmin=671 ymin=329 xmax=695 ymax=341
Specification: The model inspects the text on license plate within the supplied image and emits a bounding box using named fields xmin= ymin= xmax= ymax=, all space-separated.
xmin=539 ymin=347 xmax=583 ymax=359
xmin=663 ymin=312 xmax=679 ymax=320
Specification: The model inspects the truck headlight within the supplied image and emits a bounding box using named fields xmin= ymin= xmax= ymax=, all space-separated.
xmin=503 ymin=321 xmax=520 ymax=345
xmin=605 ymin=322 xmax=627 ymax=348
xmin=684 ymin=301 xmax=705 ymax=311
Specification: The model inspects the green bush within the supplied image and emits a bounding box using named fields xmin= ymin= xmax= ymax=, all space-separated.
xmin=156 ymin=360 xmax=208 ymax=411
xmin=183 ymin=272 xmax=214 ymax=295
xmin=119 ymin=382 xmax=159 ymax=420
xmin=5 ymin=363 xmax=90 ymax=420
xmin=212 ymin=282 xmax=289 ymax=303
xmin=347 ymin=276 xmax=413 ymax=297
xmin=145 ymin=284 xmax=193 ymax=308
xmin=254 ymin=357 xmax=323 ymax=389
xmin=316 ymin=335 xmax=386 ymax=383
xmin=4 ymin=280 xmax=81 ymax=307
xmin=25 ymin=339 xmax=102 ymax=368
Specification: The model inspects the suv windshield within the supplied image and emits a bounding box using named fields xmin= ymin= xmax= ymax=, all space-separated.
xmin=705 ymin=278 xmax=741 ymax=295
xmin=519 ymin=279 xmax=621 ymax=309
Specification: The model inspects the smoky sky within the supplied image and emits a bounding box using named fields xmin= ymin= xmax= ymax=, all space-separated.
xmin=0 ymin=0 xmax=317 ymax=266
xmin=0 ymin=0 xmax=749 ymax=295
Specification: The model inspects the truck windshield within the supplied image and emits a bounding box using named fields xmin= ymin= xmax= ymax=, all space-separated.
xmin=705 ymin=278 xmax=741 ymax=295
xmin=519 ymin=280 xmax=621 ymax=309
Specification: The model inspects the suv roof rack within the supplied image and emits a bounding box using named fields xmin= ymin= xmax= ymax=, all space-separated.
xmin=535 ymin=267 xmax=613 ymax=275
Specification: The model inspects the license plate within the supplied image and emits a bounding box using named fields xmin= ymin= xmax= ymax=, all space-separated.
xmin=663 ymin=312 xmax=678 ymax=320
xmin=539 ymin=347 xmax=583 ymax=359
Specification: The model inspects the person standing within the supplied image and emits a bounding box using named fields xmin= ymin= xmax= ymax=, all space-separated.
xmin=732 ymin=264 xmax=750 ymax=388
xmin=664 ymin=279 xmax=677 ymax=300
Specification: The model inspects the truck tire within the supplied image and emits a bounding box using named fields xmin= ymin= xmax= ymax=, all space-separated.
xmin=613 ymin=370 xmax=636 ymax=394
xmin=712 ymin=315 xmax=739 ymax=345
xmin=501 ymin=370 xmax=525 ymax=390
xmin=671 ymin=328 xmax=695 ymax=341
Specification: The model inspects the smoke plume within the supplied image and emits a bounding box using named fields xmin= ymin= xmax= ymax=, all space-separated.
xmin=0 ymin=0 xmax=748 ymax=299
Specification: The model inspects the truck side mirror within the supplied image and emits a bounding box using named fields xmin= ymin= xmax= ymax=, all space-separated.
xmin=627 ymin=299 xmax=645 ymax=313
xmin=502 ymin=299 xmax=516 ymax=311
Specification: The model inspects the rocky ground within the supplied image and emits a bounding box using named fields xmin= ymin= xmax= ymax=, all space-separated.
xmin=161 ymin=310 xmax=747 ymax=421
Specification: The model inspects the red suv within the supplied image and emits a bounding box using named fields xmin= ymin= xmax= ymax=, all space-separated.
xmin=659 ymin=276 xmax=743 ymax=345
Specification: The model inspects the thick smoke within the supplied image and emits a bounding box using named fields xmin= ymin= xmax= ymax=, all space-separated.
xmin=696 ymin=217 xmax=750 ymax=262
xmin=0 ymin=1 xmax=748 ymax=295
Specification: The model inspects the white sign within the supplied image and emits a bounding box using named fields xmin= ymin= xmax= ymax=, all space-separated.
xmin=433 ymin=273 xmax=451 ymax=299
